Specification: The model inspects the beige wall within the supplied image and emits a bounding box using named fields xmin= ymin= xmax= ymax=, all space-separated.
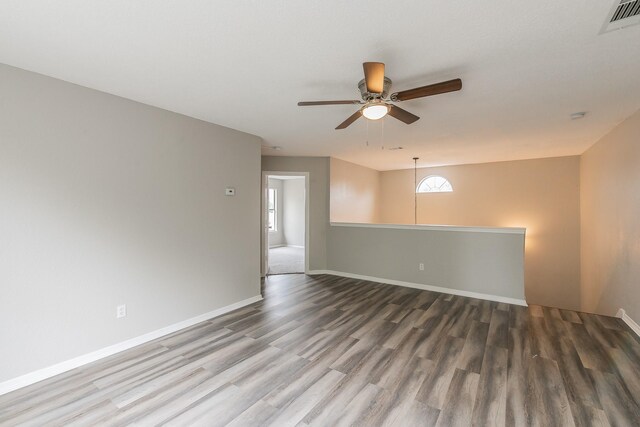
xmin=380 ymin=157 xmax=582 ymax=310
xmin=581 ymin=110 xmax=640 ymax=320
xmin=330 ymin=158 xmax=381 ymax=223
xmin=0 ymin=64 xmax=262 ymax=383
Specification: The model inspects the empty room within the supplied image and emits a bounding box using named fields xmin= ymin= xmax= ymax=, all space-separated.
xmin=1 ymin=1 xmax=639 ymax=426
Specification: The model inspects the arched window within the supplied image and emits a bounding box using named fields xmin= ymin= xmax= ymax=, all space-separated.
xmin=416 ymin=175 xmax=453 ymax=193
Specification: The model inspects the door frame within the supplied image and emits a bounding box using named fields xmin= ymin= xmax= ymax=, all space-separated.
xmin=261 ymin=171 xmax=310 ymax=276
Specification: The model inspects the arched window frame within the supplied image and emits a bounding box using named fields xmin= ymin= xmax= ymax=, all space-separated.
xmin=416 ymin=175 xmax=453 ymax=193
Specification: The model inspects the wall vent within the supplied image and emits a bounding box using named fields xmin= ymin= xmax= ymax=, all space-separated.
xmin=601 ymin=0 xmax=640 ymax=33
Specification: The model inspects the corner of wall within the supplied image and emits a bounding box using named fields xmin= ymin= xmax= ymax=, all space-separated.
xmin=578 ymin=109 xmax=640 ymax=318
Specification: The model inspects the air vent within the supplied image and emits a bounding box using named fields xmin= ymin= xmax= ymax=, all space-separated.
xmin=601 ymin=0 xmax=640 ymax=33
xmin=612 ymin=0 xmax=640 ymax=22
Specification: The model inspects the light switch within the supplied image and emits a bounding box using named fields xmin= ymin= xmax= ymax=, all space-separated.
xmin=225 ymin=188 xmax=236 ymax=196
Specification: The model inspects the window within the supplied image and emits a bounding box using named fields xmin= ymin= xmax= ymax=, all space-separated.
xmin=268 ymin=188 xmax=277 ymax=231
xmin=416 ymin=175 xmax=453 ymax=193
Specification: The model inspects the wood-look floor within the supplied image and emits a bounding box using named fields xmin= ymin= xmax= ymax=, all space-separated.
xmin=1 ymin=274 xmax=640 ymax=426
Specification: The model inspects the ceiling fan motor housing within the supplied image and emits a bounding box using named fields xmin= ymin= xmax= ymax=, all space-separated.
xmin=358 ymin=77 xmax=392 ymax=100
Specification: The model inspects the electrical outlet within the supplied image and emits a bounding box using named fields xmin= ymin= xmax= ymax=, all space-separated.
xmin=419 ymin=263 xmax=425 ymax=271
xmin=116 ymin=304 xmax=127 ymax=319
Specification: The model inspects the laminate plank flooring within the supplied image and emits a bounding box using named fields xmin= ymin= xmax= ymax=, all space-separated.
xmin=1 ymin=274 xmax=639 ymax=426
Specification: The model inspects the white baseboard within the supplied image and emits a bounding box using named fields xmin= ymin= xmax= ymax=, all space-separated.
xmin=0 ymin=294 xmax=263 ymax=397
xmin=307 ymin=270 xmax=527 ymax=307
xmin=287 ymin=245 xmax=305 ymax=249
xmin=616 ymin=308 xmax=640 ymax=337
xmin=307 ymin=270 xmax=330 ymax=275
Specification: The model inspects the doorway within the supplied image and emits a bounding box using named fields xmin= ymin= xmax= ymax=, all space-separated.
xmin=262 ymin=172 xmax=309 ymax=276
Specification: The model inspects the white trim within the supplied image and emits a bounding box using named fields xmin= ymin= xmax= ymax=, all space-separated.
xmin=616 ymin=308 xmax=640 ymax=337
xmin=0 ymin=295 xmax=262 ymax=396
xmin=286 ymin=245 xmax=305 ymax=249
xmin=307 ymin=270 xmax=331 ymax=275
xmin=330 ymin=222 xmax=526 ymax=235
xmin=269 ymin=244 xmax=286 ymax=249
xmin=307 ymin=270 xmax=528 ymax=306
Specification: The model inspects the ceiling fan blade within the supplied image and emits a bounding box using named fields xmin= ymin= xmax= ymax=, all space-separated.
xmin=335 ymin=110 xmax=362 ymax=130
xmin=363 ymin=62 xmax=385 ymax=94
xmin=391 ymin=78 xmax=462 ymax=102
xmin=388 ymin=105 xmax=420 ymax=124
xmin=298 ymin=100 xmax=361 ymax=106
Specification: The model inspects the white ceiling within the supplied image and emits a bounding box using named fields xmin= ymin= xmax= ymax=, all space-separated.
xmin=1 ymin=1 xmax=639 ymax=171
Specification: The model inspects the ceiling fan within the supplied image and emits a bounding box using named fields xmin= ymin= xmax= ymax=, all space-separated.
xmin=298 ymin=62 xmax=462 ymax=130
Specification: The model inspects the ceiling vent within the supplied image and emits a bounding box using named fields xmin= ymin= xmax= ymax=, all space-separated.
xmin=601 ymin=0 xmax=640 ymax=33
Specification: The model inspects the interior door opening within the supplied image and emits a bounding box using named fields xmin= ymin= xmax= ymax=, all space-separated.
xmin=262 ymin=172 xmax=309 ymax=276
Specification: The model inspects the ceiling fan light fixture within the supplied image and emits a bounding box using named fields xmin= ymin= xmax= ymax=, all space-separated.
xmin=361 ymin=102 xmax=390 ymax=120
xmin=298 ymin=62 xmax=461 ymax=129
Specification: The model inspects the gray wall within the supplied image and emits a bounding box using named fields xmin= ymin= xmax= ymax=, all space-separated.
xmin=0 ymin=64 xmax=262 ymax=383
xmin=581 ymin=109 xmax=640 ymax=319
xmin=283 ymin=178 xmax=305 ymax=247
xmin=267 ymin=178 xmax=285 ymax=247
xmin=328 ymin=224 xmax=526 ymax=301
xmin=262 ymin=157 xmax=329 ymax=271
